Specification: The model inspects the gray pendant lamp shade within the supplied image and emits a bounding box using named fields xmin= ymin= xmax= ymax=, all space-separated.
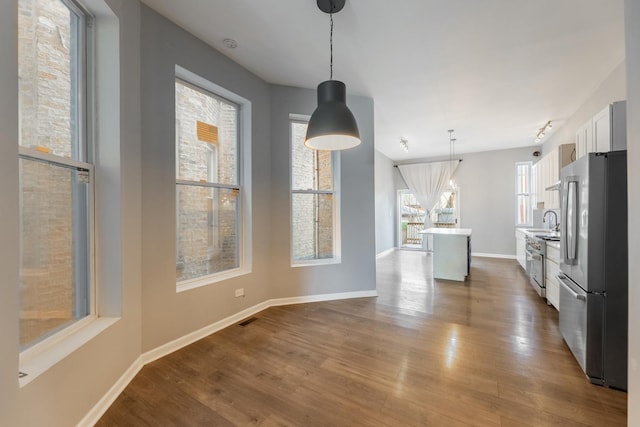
xmin=304 ymin=80 xmax=361 ymax=150
xmin=305 ymin=0 xmax=361 ymax=151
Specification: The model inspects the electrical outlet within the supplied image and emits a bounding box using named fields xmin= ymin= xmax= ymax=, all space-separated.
xmin=235 ymin=288 xmax=244 ymax=298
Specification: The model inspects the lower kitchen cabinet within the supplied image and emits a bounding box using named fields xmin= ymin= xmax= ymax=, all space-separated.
xmin=546 ymin=243 xmax=560 ymax=310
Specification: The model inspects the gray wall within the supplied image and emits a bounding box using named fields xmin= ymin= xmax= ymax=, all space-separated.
xmin=542 ymin=62 xmax=626 ymax=154
xmin=625 ymin=0 xmax=640 ymax=422
xmin=0 ymin=0 xmax=143 ymax=425
xmin=0 ymin=0 xmax=19 ymax=424
xmin=375 ymin=150 xmax=396 ymax=254
xmin=0 ymin=2 xmax=376 ymax=425
xmin=269 ymin=85 xmax=376 ymax=298
xmin=395 ymin=146 xmax=538 ymax=257
xmin=140 ymin=6 xmax=273 ymax=352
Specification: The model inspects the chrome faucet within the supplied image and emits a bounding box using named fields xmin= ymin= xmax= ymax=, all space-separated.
xmin=543 ymin=210 xmax=559 ymax=232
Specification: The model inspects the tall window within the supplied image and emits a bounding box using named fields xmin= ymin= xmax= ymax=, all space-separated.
xmin=18 ymin=0 xmax=92 ymax=349
xmin=290 ymin=120 xmax=340 ymax=265
xmin=175 ymin=77 xmax=242 ymax=285
xmin=516 ymin=161 xmax=533 ymax=226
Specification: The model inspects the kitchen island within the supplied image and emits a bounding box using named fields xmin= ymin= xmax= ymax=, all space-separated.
xmin=421 ymin=228 xmax=472 ymax=281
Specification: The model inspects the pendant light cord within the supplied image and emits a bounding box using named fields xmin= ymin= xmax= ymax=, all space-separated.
xmin=449 ymin=131 xmax=452 ymax=180
xmin=448 ymin=130 xmax=455 ymax=185
xmin=329 ymin=10 xmax=334 ymax=80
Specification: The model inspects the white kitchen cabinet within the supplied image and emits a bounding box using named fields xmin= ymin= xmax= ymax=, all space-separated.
xmin=547 ymin=148 xmax=559 ymax=209
xmin=575 ymin=120 xmax=593 ymax=160
xmin=534 ymin=144 xmax=574 ymax=209
xmin=545 ymin=243 xmax=560 ymax=310
xmin=424 ymin=228 xmax=471 ymax=281
xmin=515 ymin=229 xmax=527 ymax=270
xmin=593 ymin=106 xmax=612 ymax=153
xmin=576 ymin=101 xmax=626 ymax=160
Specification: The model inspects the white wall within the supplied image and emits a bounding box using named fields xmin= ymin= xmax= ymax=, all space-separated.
xmin=624 ymin=0 xmax=639 ymax=423
xmin=395 ymin=146 xmax=537 ymax=257
xmin=542 ymin=62 xmax=626 ymax=154
xmin=269 ymin=85 xmax=377 ymax=298
xmin=375 ymin=150 xmax=396 ymax=254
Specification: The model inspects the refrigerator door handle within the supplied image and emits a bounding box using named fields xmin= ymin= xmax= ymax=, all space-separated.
xmin=565 ymin=179 xmax=578 ymax=262
xmin=557 ymin=274 xmax=586 ymax=301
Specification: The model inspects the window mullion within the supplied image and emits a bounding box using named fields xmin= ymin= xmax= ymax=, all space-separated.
xmin=19 ymin=147 xmax=92 ymax=171
xmin=292 ymin=189 xmax=334 ymax=195
xmin=176 ymin=179 xmax=240 ymax=190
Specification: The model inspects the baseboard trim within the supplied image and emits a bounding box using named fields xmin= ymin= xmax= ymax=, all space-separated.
xmin=472 ymin=252 xmax=516 ymax=260
xmin=77 ymin=356 xmax=143 ymax=427
xmin=376 ymin=247 xmax=396 ymax=258
xmin=141 ymin=300 xmax=270 ymax=365
xmin=268 ymin=290 xmax=378 ymax=307
xmin=81 ymin=289 xmax=377 ymax=425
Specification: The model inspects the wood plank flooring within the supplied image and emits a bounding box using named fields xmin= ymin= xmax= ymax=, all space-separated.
xmin=97 ymin=251 xmax=627 ymax=426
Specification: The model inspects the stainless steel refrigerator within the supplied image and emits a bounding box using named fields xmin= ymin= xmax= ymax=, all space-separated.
xmin=558 ymin=151 xmax=627 ymax=390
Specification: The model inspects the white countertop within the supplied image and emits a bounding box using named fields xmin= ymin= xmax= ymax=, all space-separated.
xmin=420 ymin=228 xmax=472 ymax=236
xmin=518 ymin=228 xmax=558 ymax=237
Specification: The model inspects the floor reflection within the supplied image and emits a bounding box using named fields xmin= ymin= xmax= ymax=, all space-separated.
xmin=375 ymin=249 xmax=558 ymax=365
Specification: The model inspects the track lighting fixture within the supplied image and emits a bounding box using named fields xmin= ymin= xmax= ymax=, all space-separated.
xmin=399 ymin=138 xmax=409 ymax=153
xmin=535 ymin=121 xmax=553 ymax=143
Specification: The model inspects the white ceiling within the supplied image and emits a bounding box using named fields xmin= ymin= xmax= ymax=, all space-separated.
xmin=140 ymin=0 xmax=625 ymax=161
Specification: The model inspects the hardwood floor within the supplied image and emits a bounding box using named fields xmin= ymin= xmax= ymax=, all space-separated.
xmin=97 ymin=251 xmax=627 ymax=426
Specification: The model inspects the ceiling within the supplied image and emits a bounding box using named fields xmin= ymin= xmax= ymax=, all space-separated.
xmin=140 ymin=0 xmax=625 ymax=161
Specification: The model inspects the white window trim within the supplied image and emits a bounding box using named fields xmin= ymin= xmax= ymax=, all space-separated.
xmin=16 ymin=0 xmax=122 ymax=386
xmin=19 ymin=316 xmax=118 ymax=387
xmin=289 ymin=116 xmax=342 ymax=267
xmin=18 ymin=0 xmax=95 ymax=350
xmin=515 ymin=161 xmax=533 ymax=227
xmin=175 ymin=65 xmax=252 ymax=292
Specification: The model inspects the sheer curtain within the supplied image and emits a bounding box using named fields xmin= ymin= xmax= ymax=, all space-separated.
xmin=398 ymin=161 xmax=459 ymax=230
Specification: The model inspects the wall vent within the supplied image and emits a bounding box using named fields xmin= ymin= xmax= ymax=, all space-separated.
xmin=238 ymin=317 xmax=257 ymax=327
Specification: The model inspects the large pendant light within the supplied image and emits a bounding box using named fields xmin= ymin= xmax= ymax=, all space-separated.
xmin=305 ymin=0 xmax=361 ymax=151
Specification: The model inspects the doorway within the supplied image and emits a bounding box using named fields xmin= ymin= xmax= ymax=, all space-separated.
xmin=397 ymin=188 xmax=461 ymax=250
xmin=397 ymin=190 xmax=426 ymax=249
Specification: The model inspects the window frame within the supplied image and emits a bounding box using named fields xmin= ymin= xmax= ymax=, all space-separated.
xmin=515 ymin=161 xmax=533 ymax=227
xmin=175 ymin=65 xmax=252 ymax=292
xmin=17 ymin=0 xmax=96 ymax=353
xmin=289 ymin=116 xmax=341 ymax=267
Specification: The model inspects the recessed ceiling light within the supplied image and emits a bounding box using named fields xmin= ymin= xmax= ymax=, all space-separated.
xmin=223 ymin=38 xmax=238 ymax=49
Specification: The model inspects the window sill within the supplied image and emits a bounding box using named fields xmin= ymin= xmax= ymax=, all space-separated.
xmin=177 ymin=267 xmax=251 ymax=293
xmin=19 ymin=316 xmax=119 ymax=387
xmin=292 ymin=258 xmax=342 ymax=268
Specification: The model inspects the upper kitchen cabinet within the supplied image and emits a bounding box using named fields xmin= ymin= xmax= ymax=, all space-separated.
xmin=535 ymin=143 xmax=574 ymax=209
xmin=576 ymin=101 xmax=627 ymax=159
xmin=576 ymin=120 xmax=594 ymax=159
